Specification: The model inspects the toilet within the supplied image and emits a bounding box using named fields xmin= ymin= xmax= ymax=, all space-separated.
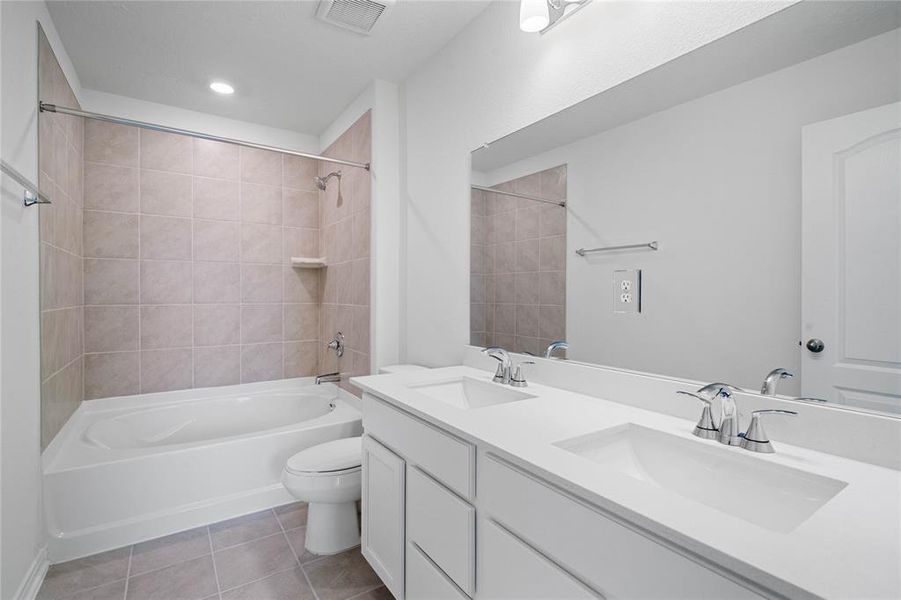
xmin=281 ymin=436 xmax=362 ymax=555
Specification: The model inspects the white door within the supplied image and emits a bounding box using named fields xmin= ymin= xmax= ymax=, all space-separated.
xmin=361 ymin=434 xmax=405 ymax=599
xmin=801 ymin=102 xmax=901 ymax=413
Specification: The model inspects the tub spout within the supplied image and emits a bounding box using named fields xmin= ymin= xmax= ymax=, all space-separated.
xmin=315 ymin=372 xmax=341 ymax=384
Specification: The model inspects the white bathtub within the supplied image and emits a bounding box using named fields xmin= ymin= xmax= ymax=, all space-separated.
xmin=42 ymin=378 xmax=362 ymax=562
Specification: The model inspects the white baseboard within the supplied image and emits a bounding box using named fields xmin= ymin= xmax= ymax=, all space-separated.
xmin=14 ymin=546 xmax=48 ymax=600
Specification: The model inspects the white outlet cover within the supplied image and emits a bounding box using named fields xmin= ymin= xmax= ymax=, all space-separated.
xmin=614 ymin=269 xmax=641 ymax=313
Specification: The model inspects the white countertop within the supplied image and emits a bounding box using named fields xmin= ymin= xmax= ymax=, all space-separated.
xmin=352 ymin=365 xmax=901 ymax=600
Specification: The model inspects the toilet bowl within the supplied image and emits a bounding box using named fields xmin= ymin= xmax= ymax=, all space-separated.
xmin=281 ymin=436 xmax=362 ymax=555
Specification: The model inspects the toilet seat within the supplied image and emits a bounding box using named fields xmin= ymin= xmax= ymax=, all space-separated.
xmin=285 ymin=436 xmax=361 ymax=475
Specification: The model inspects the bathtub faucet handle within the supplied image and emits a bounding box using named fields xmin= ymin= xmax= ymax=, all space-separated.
xmin=327 ymin=332 xmax=345 ymax=357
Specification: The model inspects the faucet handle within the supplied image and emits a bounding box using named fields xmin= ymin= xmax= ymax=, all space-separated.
xmin=511 ymin=361 xmax=535 ymax=388
xmin=677 ymin=391 xmax=718 ymax=440
xmin=740 ymin=409 xmax=798 ymax=453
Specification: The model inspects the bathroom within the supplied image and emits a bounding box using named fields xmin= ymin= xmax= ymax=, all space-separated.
xmin=1 ymin=0 xmax=899 ymax=599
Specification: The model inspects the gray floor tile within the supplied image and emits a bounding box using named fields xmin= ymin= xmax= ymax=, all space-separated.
xmin=126 ymin=555 xmax=218 ymax=600
xmin=349 ymin=587 xmax=393 ymax=600
xmin=38 ymin=547 xmax=131 ymax=600
xmin=57 ymin=579 xmax=128 ymax=600
xmin=130 ymin=527 xmax=211 ymax=576
xmin=209 ymin=510 xmax=282 ymax=550
xmin=219 ymin=567 xmax=315 ymax=600
xmin=282 ymin=527 xmax=318 ymax=564
xmin=303 ymin=550 xmax=382 ymax=600
xmin=273 ymin=502 xmax=308 ymax=530
xmin=214 ymin=533 xmax=298 ymax=591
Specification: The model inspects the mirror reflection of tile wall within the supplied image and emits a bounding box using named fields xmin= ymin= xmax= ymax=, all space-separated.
xmin=471 ymin=166 xmax=566 ymax=356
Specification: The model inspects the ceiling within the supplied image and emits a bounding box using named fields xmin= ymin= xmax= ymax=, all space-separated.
xmin=47 ymin=0 xmax=491 ymax=135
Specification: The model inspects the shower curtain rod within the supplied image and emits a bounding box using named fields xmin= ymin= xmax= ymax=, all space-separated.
xmin=39 ymin=103 xmax=371 ymax=171
xmin=471 ymin=184 xmax=566 ymax=207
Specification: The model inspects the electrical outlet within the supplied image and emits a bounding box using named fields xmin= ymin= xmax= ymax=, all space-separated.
xmin=614 ymin=269 xmax=641 ymax=313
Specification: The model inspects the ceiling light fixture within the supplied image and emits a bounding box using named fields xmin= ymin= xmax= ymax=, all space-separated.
xmin=209 ymin=81 xmax=235 ymax=95
xmin=519 ymin=0 xmax=591 ymax=34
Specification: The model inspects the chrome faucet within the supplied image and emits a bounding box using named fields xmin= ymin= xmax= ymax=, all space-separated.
xmin=544 ymin=341 xmax=568 ymax=359
xmin=315 ymin=372 xmax=340 ymax=384
xmin=761 ymin=368 xmax=793 ymax=396
xmin=482 ymin=347 xmax=512 ymax=385
xmin=510 ymin=361 xmax=535 ymax=388
xmin=740 ymin=409 xmax=797 ymax=453
xmin=676 ymin=391 xmax=719 ymax=440
xmin=326 ymin=332 xmax=345 ymax=357
xmin=694 ymin=383 xmax=743 ymax=446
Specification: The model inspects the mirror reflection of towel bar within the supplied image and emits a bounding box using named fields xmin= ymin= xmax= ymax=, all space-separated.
xmin=576 ymin=241 xmax=658 ymax=256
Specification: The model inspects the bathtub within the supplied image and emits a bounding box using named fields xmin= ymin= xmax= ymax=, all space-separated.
xmin=43 ymin=378 xmax=362 ymax=562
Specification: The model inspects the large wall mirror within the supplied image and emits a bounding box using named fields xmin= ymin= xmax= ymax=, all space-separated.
xmin=470 ymin=1 xmax=901 ymax=416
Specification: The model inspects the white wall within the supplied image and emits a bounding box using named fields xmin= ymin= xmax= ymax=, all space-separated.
xmin=0 ymin=3 xmax=81 ymax=596
xmin=80 ymin=89 xmax=319 ymax=153
xmin=401 ymin=0 xmax=795 ymax=367
xmin=475 ymin=29 xmax=900 ymax=394
xmin=321 ymin=81 xmax=403 ymax=371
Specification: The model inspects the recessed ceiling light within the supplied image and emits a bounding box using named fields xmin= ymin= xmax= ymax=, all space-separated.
xmin=209 ymin=81 xmax=234 ymax=95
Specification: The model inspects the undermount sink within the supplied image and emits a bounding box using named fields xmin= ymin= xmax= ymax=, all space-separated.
xmin=409 ymin=376 xmax=536 ymax=409
xmin=554 ymin=424 xmax=847 ymax=533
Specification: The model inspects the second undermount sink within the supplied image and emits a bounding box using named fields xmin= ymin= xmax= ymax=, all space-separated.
xmin=554 ymin=424 xmax=847 ymax=533
xmin=409 ymin=376 xmax=536 ymax=409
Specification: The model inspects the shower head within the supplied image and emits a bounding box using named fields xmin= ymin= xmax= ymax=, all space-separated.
xmin=314 ymin=171 xmax=342 ymax=191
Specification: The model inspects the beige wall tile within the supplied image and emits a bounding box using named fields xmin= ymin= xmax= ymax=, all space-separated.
xmin=515 ymin=239 xmax=539 ymax=272
xmin=495 ymin=273 xmax=515 ymax=304
xmin=241 ymin=223 xmax=282 ymax=264
xmin=84 ymin=259 xmax=139 ymax=305
xmin=283 ymin=228 xmax=319 ymax=263
xmin=141 ymin=130 xmax=193 ymax=174
xmin=241 ymin=343 xmax=283 ymax=383
xmin=141 ymin=215 xmax=192 ymax=260
xmin=194 ymin=220 xmax=239 ymax=262
xmin=84 ymin=121 xmax=138 ymax=167
xmin=539 ymin=271 xmax=565 ymax=305
xmin=539 ymin=165 xmax=567 ymax=200
xmin=194 ymin=177 xmax=239 ymax=221
xmin=194 ymin=346 xmax=240 ymax=387
xmin=352 ymin=209 xmax=370 ymax=260
xmin=539 ymin=205 xmax=566 ymax=237
xmin=283 ymin=188 xmax=319 ymax=228
xmin=141 ymin=349 xmax=193 ymax=393
xmin=284 ymin=268 xmax=319 ymax=304
xmin=241 ymin=304 xmax=283 ymax=343
xmin=351 ymin=259 xmax=370 ymax=306
xmin=515 ymin=206 xmax=540 ymax=241
xmin=85 ymin=306 xmax=138 ymax=353
xmin=194 ymin=305 xmax=240 ymax=346
xmin=241 ymin=264 xmax=282 ymax=303
xmin=84 ymin=210 xmax=138 ymax=258
xmin=284 ymin=304 xmax=319 ymax=341
xmin=41 ymin=307 xmax=82 ymax=378
xmin=334 ymin=263 xmax=352 ymax=305
xmin=539 ymin=305 xmax=565 ymax=340
xmin=515 ymin=272 xmax=540 ymax=306
xmin=84 ymin=162 xmax=139 ymax=212
xmin=194 ymin=139 xmax=238 ymax=180
xmin=242 ymin=183 xmax=282 ymax=224
xmin=140 ymin=170 xmax=192 ymax=217
xmin=539 ymin=235 xmax=566 ymax=271
xmin=283 ymin=156 xmax=317 ymax=191
xmin=194 ymin=262 xmax=240 ymax=303
xmin=85 ymin=352 xmax=140 ymax=399
xmin=141 ymin=305 xmax=193 ymax=349
xmin=515 ymin=304 xmax=539 ymax=337
xmin=241 ymin=148 xmax=282 ymax=184
xmin=495 ymin=304 xmax=515 ymax=334
xmin=284 ymin=341 xmax=318 ymax=378
xmin=41 ymin=358 xmax=82 ymax=447
xmin=141 ymin=260 xmax=193 ymax=304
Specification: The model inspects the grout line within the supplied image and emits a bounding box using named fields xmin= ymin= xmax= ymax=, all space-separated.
xmin=344 ymin=584 xmax=387 ymax=600
xmin=122 ymin=545 xmax=133 ymax=600
xmin=272 ymin=505 xmax=321 ymax=600
xmin=207 ymin=526 xmax=224 ymax=600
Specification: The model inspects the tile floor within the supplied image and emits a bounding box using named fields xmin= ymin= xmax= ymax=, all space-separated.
xmin=37 ymin=503 xmax=392 ymax=600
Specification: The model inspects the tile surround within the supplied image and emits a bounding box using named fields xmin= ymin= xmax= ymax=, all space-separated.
xmin=471 ymin=166 xmax=567 ymax=356
xmin=80 ymin=117 xmax=369 ymax=398
xmin=39 ymin=29 xmax=85 ymax=448
xmin=37 ymin=504 xmax=390 ymax=600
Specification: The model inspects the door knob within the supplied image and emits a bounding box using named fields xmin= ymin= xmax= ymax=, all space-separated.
xmin=806 ymin=338 xmax=825 ymax=353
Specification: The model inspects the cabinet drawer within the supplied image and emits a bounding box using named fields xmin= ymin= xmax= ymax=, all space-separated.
xmin=363 ymin=393 xmax=475 ymax=498
xmin=479 ymin=518 xmax=599 ymax=599
xmin=480 ymin=455 xmax=763 ymax=600
xmin=407 ymin=466 xmax=475 ymax=596
xmin=407 ymin=542 xmax=469 ymax=600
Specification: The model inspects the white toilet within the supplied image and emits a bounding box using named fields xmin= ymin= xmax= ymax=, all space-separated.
xmin=281 ymin=436 xmax=362 ymax=555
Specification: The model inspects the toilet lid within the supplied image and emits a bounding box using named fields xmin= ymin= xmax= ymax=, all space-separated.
xmin=286 ymin=437 xmax=362 ymax=474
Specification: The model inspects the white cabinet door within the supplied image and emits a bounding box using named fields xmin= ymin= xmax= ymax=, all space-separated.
xmin=479 ymin=519 xmax=599 ymax=599
xmin=362 ymin=434 xmax=405 ymax=599
xmin=407 ymin=542 xmax=469 ymax=600
xmin=802 ymin=102 xmax=901 ymax=412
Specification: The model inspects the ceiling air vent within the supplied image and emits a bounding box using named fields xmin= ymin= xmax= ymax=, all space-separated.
xmin=315 ymin=0 xmax=393 ymax=35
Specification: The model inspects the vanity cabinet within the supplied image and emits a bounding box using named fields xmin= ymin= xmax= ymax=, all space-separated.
xmin=362 ymin=393 xmax=764 ymax=600
xmin=361 ymin=434 xmax=406 ymax=599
